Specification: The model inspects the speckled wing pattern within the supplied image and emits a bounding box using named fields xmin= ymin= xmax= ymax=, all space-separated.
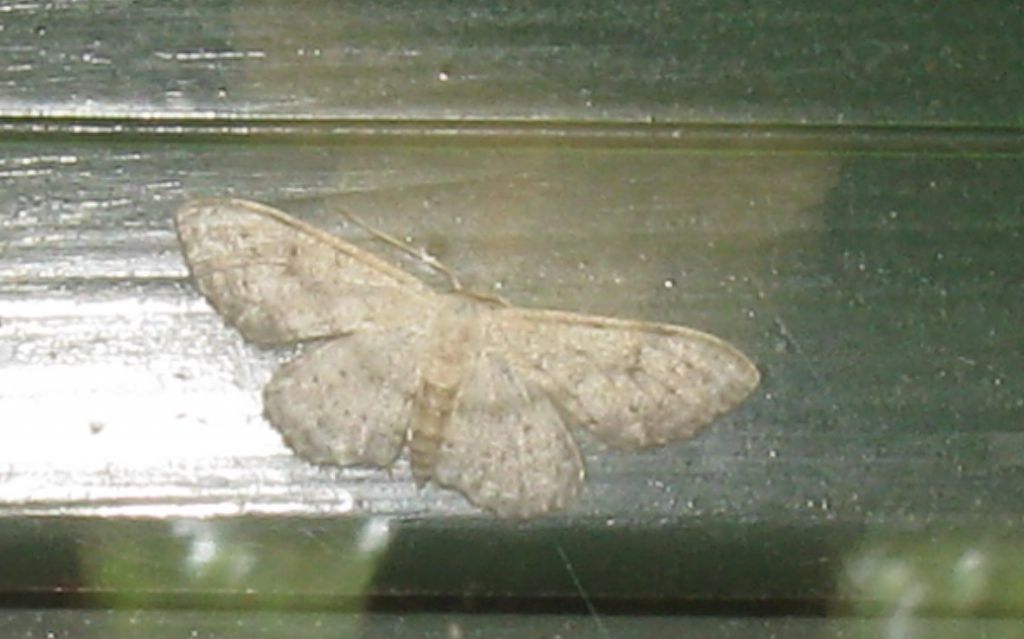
xmin=176 ymin=198 xmax=437 ymax=344
xmin=431 ymin=351 xmax=585 ymax=518
xmin=263 ymin=327 xmax=427 ymax=468
xmin=484 ymin=308 xmax=761 ymax=450
xmin=177 ymin=198 xmax=439 ymax=469
xmin=176 ymin=198 xmax=760 ymax=518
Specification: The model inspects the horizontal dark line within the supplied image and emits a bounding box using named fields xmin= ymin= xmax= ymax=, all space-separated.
xmin=367 ymin=594 xmax=831 ymax=617
xmin=0 ymin=116 xmax=1022 ymax=155
xmin=4 ymin=591 xmax=1024 ymax=619
xmin=0 ymin=591 xmax=826 ymax=617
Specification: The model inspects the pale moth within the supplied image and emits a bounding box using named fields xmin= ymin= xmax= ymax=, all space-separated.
xmin=176 ymin=198 xmax=760 ymax=518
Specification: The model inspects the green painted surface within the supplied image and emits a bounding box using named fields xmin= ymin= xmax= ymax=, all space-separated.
xmin=0 ymin=1 xmax=1022 ymax=633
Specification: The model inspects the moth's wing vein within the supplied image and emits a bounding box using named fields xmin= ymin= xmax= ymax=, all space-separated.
xmin=486 ymin=308 xmax=760 ymax=449
xmin=175 ymin=198 xmax=438 ymax=344
xmin=431 ymin=349 xmax=583 ymax=518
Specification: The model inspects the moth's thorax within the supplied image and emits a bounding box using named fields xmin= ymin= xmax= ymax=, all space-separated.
xmin=409 ymin=294 xmax=490 ymax=483
xmin=420 ymin=294 xmax=489 ymax=385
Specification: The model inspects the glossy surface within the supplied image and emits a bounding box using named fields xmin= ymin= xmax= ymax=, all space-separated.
xmin=0 ymin=0 xmax=1022 ymax=633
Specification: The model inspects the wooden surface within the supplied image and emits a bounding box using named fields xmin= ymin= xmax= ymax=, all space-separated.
xmin=1 ymin=1 xmax=1023 ymax=636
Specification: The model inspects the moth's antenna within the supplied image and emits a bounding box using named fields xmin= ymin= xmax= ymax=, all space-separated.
xmin=333 ymin=205 xmax=510 ymax=307
xmin=334 ymin=205 xmax=464 ymax=292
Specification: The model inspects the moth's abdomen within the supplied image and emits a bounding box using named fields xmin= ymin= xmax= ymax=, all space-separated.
xmin=409 ymin=380 xmax=458 ymax=484
xmin=410 ymin=295 xmax=486 ymax=485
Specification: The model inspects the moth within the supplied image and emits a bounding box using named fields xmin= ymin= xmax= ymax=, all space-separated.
xmin=176 ymin=198 xmax=760 ymax=518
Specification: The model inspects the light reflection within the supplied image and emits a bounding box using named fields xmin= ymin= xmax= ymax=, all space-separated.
xmin=0 ymin=367 xmax=276 ymax=464
xmin=356 ymin=516 xmax=392 ymax=555
xmin=840 ymin=535 xmax=1024 ymax=629
xmin=82 ymin=515 xmax=392 ymax=606
xmin=174 ymin=520 xmax=256 ymax=585
xmin=0 ymin=295 xmax=199 ymax=319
